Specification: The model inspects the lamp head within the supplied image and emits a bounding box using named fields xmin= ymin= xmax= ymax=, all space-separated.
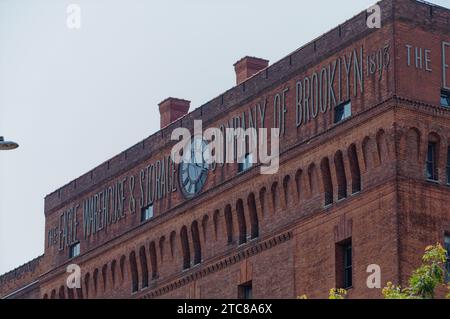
xmin=0 ymin=136 xmax=19 ymax=150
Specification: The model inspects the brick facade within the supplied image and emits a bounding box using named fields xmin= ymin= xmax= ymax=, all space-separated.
xmin=1 ymin=0 xmax=450 ymax=299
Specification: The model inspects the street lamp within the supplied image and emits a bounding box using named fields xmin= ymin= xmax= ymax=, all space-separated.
xmin=0 ymin=136 xmax=19 ymax=150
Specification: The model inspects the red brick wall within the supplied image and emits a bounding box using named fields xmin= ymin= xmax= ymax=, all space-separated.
xmin=2 ymin=0 xmax=450 ymax=299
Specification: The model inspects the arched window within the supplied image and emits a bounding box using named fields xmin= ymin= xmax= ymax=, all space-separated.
xmin=149 ymin=241 xmax=158 ymax=279
xmin=76 ymin=287 xmax=83 ymax=299
xmin=224 ymin=205 xmax=233 ymax=244
xmin=376 ymin=129 xmax=389 ymax=163
xmin=426 ymin=133 xmax=441 ymax=181
xmin=362 ymin=136 xmax=379 ymax=169
xmin=348 ymin=144 xmax=361 ymax=193
xmin=191 ymin=221 xmax=202 ymax=265
xmin=247 ymin=193 xmax=259 ymax=239
xmin=259 ymin=187 xmax=266 ymax=216
xmin=139 ymin=246 xmax=149 ymax=288
xmin=50 ymin=289 xmax=56 ymax=299
xmin=119 ymin=255 xmax=126 ymax=284
xmin=84 ymin=273 xmax=90 ymax=299
xmin=110 ymin=259 xmax=117 ymax=288
xmin=236 ymin=199 xmax=247 ymax=244
xmin=58 ymin=285 xmax=65 ymax=299
xmin=93 ymin=268 xmax=99 ymax=296
xmin=101 ymin=264 xmax=108 ymax=292
xmin=129 ymin=251 xmax=139 ymax=293
xmin=295 ymin=169 xmax=303 ymax=201
xmin=334 ymin=150 xmax=347 ymax=200
xmin=170 ymin=231 xmax=176 ymax=258
xmin=159 ymin=236 xmax=166 ymax=263
xmin=446 ymin=145 xmax=450 ymax=185
xmin=320 ymin=158 xmax=333 ymax=206
xmin=67 ymin=287 xmax=74 ymax=299
xmin=271 ymin=182 xmax=279 ymax=211
xmin=180 ymin=226 xmax=191 ymax=270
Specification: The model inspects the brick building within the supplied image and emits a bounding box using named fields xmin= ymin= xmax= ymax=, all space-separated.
xmin=1 ymin=0 xmax=450 ymax=299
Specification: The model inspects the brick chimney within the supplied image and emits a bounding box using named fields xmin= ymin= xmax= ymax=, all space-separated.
xmin=158 ymin=97 xmax=190 ymax=128
xmin=234 ymin=56 xmax=269 ymax=85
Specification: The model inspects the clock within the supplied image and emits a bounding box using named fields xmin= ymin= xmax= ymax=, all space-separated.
xmin=179 ymin=137 xmax=209 ymax=199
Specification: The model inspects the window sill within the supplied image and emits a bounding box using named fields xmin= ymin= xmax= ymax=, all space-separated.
xmin=426 ymin=179 xmax=440 ymax=184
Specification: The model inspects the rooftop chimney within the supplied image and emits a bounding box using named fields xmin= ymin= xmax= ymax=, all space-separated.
xmin=158 ymin=97 xmax=190 ymax=128
xmin=234 ymin=56 xmax=269 ymax=85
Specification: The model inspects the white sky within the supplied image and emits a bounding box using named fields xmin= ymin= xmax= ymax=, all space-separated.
xmin=1 ymin=0 xmax=449 ymax=275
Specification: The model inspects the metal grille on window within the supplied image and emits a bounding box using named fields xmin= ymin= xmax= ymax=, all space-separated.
xmin=426 ymin=142 xmax=438 ymax=181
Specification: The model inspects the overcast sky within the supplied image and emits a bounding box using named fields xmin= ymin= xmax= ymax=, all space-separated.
xmin=1 ymin=0 xmax=448 ymax=275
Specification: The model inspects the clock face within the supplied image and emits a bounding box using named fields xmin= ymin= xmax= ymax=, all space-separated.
xmin=179 ymin=137 xmax=209 ymax=199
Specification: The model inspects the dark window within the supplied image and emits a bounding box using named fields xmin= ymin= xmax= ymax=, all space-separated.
xmin=224 ymin=205 xmax=233 ymax=244
xmin=129 ymin=252 xmax=139 ymax=293
xmin=191 ymin=221 xmax=202 ymax=265
xmin=238 ymin=153 xmax=253 ymax=173
xmin=180 ymin=226 xmax=191 ymax=270
xmin=321 ymin=158 xmax=333 ymax=206
xmin=149 ymin=242 xmax=158 ymax=278
xmin=446 ymin=147 xmax=450 ymax=185
xmin=445 ymin=235 xmax=450 ymax=283
xmin=441 ymin=90 xmax=450 ymax=108
xmin=139 ymin=247 xmax=148 ymax=288
xmin=336 ymin=239 xmax=352 ymax=289
xmin=141 ymin=204 xmax=153 ymax=222
xmin=238 ymin=281 xmax=252 ymax=299
xmin=334 ymin=101 xmax=352 ymax=124
xmin=348 ymin=144 xmax=361 ymax=194
xmin=334 ymin=151 xmax=347 ymax=200
xmin=69 ymin=242 xmax=80 ymax=259
xmin=343 ymin=244 xmax=353 ymax=289
xmin=426 ymin=142 xmax=438 ymax=181
xmin=248 ymin=193 xmax=259 ymax=239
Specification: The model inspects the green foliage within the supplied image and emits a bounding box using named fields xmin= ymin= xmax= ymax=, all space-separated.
xmin=382 ymin=243 xmax=448 ymax=299
xmin=382 ymin=282 xmax=410 ymax=299
xmin=297 ymin=289 xmax=348 ymax=300
xmin=328 ymin=288 xmax=347 ymax=299
xmin=298 ymin=244 xmax=449 ymax=300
